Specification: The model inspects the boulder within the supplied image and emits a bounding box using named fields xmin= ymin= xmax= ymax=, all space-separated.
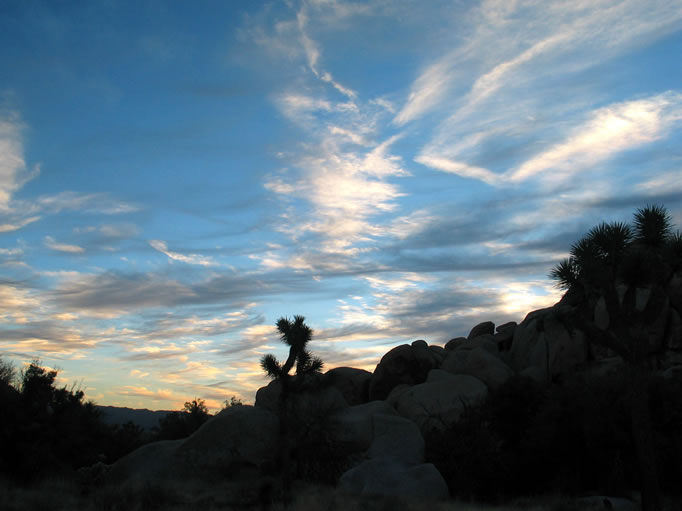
xmin=440 ymin=350 xmax=470 ymax=374
xmin=666 ymin=308 xmax=682 ymax=350
xmin=519 ymin=365 xmax=546 ymax=383
xmin=255 ymin=377 xmax=348 ymax=416
xmin=368 ymin=342 xmax=439 ymax=400
xmin=450 ymin=334 xmax=498 ymax=354
xmin=494 ymin=323 xmax=516 ymax=351
xmin=468 ymin=321 xmax=495 ymax=339
xmin=426 ymin=369 xmax=458 ymax=383
xmin=177 ymin=405 xmax=279 ymax=480
xmin=386 ymin=383 xmax=411 ymax=409
xmin=444 ymin=337 xmax=467 ymax=351
xmin=496 ymin=321 xmax=517 ymax=333
xmin=254 ymin=379 xmax=281 ymax=412
xmin=108 ymin=439 xmax=184 ymax=483
xmin=442 ymin=346 xmax=513 ymax=390
xmin=391 ymin=375 xmax=487 ymax=432
xmin=594 ymin=296 xmax=609 ymax=330
xmin=368 ymin=413 xmax=424 ymax=465
xmin=108 ymin=405 xmax=280 ymax=484
xmin=510 ymin=307 xmax=587 ymax=379
xmin=642 ymin=293 xmax=670 ymax=354
xmin=339 ymin=458 xmax=449 ymax=500
xmin=668 ymin=271 xmax=682 ymax=314
xmin=328 ymin=400 xmax=397 ymax=452
xmin=321 ymin=367 xmax=372 ymax=405
xmin=429 ymin=345 xmax=446 ymax=364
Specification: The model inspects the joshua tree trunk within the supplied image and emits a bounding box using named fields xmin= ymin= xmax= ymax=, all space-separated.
xmin=277 ymin=375 xmax=293 ymax=507
xmin=629 ymin=363 xmax=661 ymax=511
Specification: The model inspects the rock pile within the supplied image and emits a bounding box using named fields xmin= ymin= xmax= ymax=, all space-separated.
xmin=105 ymin=273 xmax=682 ymax=501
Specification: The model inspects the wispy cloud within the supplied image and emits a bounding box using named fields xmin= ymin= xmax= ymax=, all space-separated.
xmin=0 ymin=111 xmax=40 ymax=211
xmin=149 ymin=240 xmax=217 ymax=267
xmin=510 ymin=92 xmax=682 ymax=185
xmin=409 ymin=0 xmax=682 ymax=186
xmin=44 ymin=236 xmax=85 ymax=254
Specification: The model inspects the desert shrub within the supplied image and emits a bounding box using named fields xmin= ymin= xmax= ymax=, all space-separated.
xmin=285 ymin=385 xmax=357 ymax=484
xmin=0 ymin=360 xmax=110 ymax=481
xmin=425 ymin=402 xmax=506 ymax=502
xmin=648 ymin=374 xmax=682 ymax=494
xmin=154 ymin=399 xmax=210 ymax=440
xmin=104 ymin=421 xmax=149 ymax=463
xmin=424 ymin=369 xmax=678 ymax=500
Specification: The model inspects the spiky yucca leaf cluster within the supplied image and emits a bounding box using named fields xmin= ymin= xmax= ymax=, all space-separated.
xmin=550 ymin=205 xmax=679 ymax=291
xmin=260 ymin=315 xmax=323 ymax=380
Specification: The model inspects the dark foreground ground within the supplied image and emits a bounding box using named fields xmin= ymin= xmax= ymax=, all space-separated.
xmin=3 ymin=475 xmax=681 ymax=511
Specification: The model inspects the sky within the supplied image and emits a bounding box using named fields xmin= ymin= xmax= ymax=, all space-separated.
xmin=1 ymin=0 xmax=682 ymax=412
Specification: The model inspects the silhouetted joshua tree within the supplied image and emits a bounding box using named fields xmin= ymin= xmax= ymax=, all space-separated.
xmin=550 ymin=205 xmax=681 ymax=511
xmin=260 ymin=315 xmax=323 ymax=505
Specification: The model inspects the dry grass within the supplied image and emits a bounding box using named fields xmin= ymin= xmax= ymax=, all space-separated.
xmin=4 ymin=475 xmax=681 ymax=511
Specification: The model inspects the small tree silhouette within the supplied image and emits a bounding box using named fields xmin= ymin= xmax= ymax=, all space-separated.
xmin=260 ymin=315 xmax=323 ymax=505
xmin=549 ymin=205 xmax=681 ymax=511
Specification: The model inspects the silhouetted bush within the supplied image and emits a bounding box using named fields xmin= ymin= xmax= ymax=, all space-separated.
xmin=154 ymin=398 xmax=210 ymax=440
xmin=0 ymin=358 xmax=158 ymax=482
xmin=425 ymin=368 xmax=682 ymax=502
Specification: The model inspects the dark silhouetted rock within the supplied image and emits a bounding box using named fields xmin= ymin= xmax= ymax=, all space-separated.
xmin=368 ymin=342 xmax=440 ymax=400
xmin=339 ymin=458 xmax=448 ymax=499
xmin=494 ymin=322 xmax=516 ymax=351
xmin=108 ymin=405 xmax=279 ymax=484
xmin=321 ymin=367 xmax=372 ymax=405
xmin=368 ymin=413 xmax=424 ymax=465
xmin=328 ymin=400 xmax=397 ymax=452
xmin=510 ymin=306 xmax=588 ymax=379
xmin=254 ymin=379 xmax=281 ymax=412
xmin=468 ymin=321 xmax=495 ymax=339
xmin=442 ymin=346 xmax=513 ymax=390
xmin=391 ymin=374 xmax=487 ymax=432
xmin=444 ymin=337 xmax=467 ymax=351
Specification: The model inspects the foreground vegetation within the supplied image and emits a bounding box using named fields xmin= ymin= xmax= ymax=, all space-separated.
xmin=5 ymin=475 xmax=681 ymax=511
xmin=0 ymin=358 xmax=221 ymax=483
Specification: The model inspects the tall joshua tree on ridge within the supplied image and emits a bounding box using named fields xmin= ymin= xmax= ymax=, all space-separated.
xmin=550 ymin=205 xmax=682 ymax=511
xmin=260 ymin=315 xmax=323 ymax=505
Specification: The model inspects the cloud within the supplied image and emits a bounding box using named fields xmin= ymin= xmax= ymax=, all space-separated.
xmin=415 ymin=155 xmax=500 ymax=186
xmin=149 ymin=240 xmax=217 ymax=267
xmin=509 ymin=92 xmax=682 ymax=184
xmin=44 ymin=236 xmax=85 ymax=254
xmin=407 ymin=1 xmax=682 ymax=186
xmin=0 ymin=111 xmax=40 ymax=211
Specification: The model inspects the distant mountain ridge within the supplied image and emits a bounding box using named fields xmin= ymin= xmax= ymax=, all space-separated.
xmin=96 ymin=405 xmax=173 ymax=431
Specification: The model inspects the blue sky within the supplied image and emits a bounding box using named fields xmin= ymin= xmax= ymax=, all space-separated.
xmin=2 ymin=0 xmax=682 ymax=411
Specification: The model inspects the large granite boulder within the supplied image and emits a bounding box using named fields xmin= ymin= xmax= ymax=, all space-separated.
xmin=666 ymin=308 xmax=682 ymax=350
xmin=390 ymin=373 xmax=487 ymax=432
xmin=108 ymin=405 xmax=279 ymax=484
xmin=254 ymin=377 xmax=349 ymax=416
xmin=510 ymin=306 xmax=588 ymax=379
xmin=468 ymin=321 xmax=495 ymax=339
xmin=339 ymin=457 xmax=448 ymax=499
xmin=176 ymin=405 xmax=279 ymax=479
xmin=368 ymin=341 xmax=440 ymax=400
xmin=444 ymin=337 xmax=467 ymax=351
xmin=321 ymin=367 xmax=372 ymax=406
xmin=107 ymin=439 xmax=184 ymax=483
xmin=368 ymin=413 xmax=424 ymax=465
xmin=254 ymin=379 xmax=281 ymax=412
xmin=327 ymin=400 xmax=397 ymax=452
xmin=441 ymin=346 xmax=514 ymax=390
xmin=494 ymin=322 xmax=517 ymax=351
xmin=449 ymin=334 xmax=498 ymax=355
